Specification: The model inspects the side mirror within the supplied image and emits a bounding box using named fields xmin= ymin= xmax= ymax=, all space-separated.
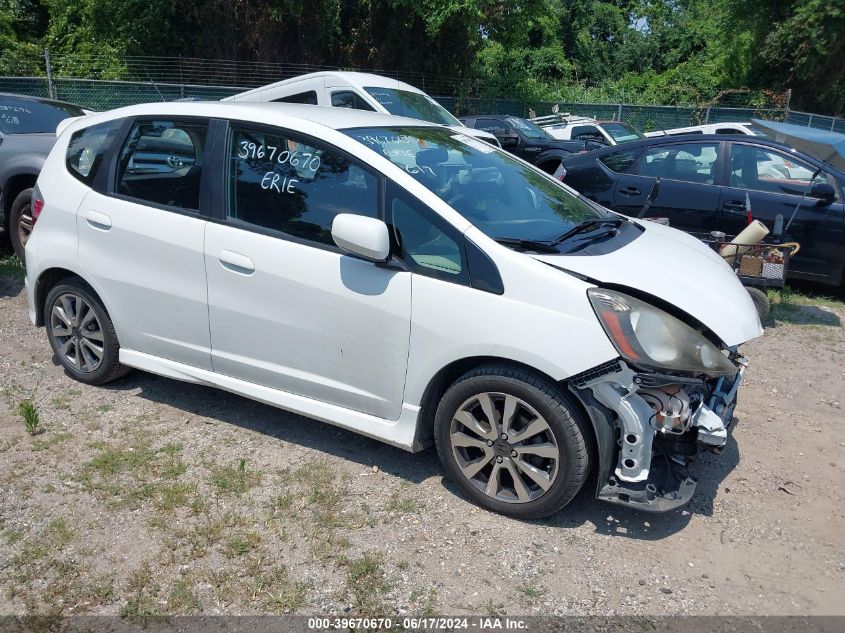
xmin=332 ymin=214 xmax=390 ymax=262
xmin=810 ymin=181 xmax=836 ymax=203
xmin=499 ymin=134 xmax=519 ymax=148
xmin=584 ymin=140 xmax=606 ymax=151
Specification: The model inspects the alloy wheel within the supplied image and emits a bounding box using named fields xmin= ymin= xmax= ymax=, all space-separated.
xmin=50 ymin=293 xmax=105 ymax=373
xmin=449 ymin=392 xmax=559 ymax=503
xmin=17 ymin=203 xmax=33 ymax=249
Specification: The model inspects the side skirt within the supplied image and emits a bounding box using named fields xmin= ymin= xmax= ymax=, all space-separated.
xmin=119 ymin=349 xmax=421 ymax=452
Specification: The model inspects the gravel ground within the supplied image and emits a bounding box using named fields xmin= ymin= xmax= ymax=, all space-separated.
xmin=0 ymin=269 xmax=844 ymax=617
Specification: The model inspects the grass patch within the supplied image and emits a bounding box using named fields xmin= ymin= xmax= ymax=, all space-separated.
xmin=0 ymin=253 xmax=24 ymax=280
xmin=345 ymin=551 xmax=391 ymax=615
xmin=167 ymin=579 xmax=200 ymax=613
xmin=386 ymin=487 xmax=421 ymax=515
xmin=31 ymin=431 xmax=73 ymax=452
xmin=516 ymin=583 xmax=545 ymax=602
xmin=79 ymin=439 xmax=190 ymax=510
xmin=224 ymin=531 xmax=261 ymax=557
xmin=254 ymin=565 xmax=308 ymax=613
xmin=209 ymin=458 xmax=261 ymax=495
xmin=409 ymin=587 xmax=439 ymax=616
xmin=19 ymin=400 xmax=41 ymax=436
xmin=767 ymin=286 xmax=844 ymax=327
xmin=120 ymin=562 xmax=162 ymax=621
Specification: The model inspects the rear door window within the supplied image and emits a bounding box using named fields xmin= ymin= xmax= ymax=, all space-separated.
xmin=633 ymin=142 xmax=719 ymax=184
xmin=115 ymin=119 xmax=208 ymax=210
xmin=226 ymin=123 xmax=379 ymax=246
xmin=66 ymin=119 xmax=124 ymax=185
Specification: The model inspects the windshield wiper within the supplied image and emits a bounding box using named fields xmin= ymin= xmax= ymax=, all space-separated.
xmin=494 ymin=237 xmax=559 ymax=253
xmin=550 ymin=219 xmax=625 ymax=246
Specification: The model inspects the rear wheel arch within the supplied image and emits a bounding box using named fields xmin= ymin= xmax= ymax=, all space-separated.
xmin=34 ymin=268 xmax=113 ymax=331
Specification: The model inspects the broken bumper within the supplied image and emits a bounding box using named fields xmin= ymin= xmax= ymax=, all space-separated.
xmin=573 ymin=359 xmax=745 ymax=513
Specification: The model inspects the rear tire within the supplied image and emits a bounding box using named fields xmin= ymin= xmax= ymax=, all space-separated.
xmin=746 ymin=287 xmax=770 ymax=321
xmin=45 ymin=278 xmax=130 ymax=385
xmin=9 ymin=188 xmax=33 ymax=261
xmin=434 ymin=365 xmax=590 ymax=519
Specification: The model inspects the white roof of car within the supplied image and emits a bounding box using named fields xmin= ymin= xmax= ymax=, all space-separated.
xmin=59 ymin=101 xmax=439 ymax=136
xmin=223 ymin=71 xmax=424 ymax=102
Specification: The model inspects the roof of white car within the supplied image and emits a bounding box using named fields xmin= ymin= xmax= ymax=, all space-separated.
xmin=223 ymin=71 xmax=421 ymax=101
xmin=61 ymin=101 xmax=440 ymax=136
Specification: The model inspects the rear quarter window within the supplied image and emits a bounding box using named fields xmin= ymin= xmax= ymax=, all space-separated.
xmin=65 ymin=119 xmax=125 ymax=185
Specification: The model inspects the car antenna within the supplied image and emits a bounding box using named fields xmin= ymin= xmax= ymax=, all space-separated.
xmin=147 ymin=76 xmax=166 ymax=102
xmin=637 ymin=177 xmax=661 ymax=218
xmin=784 ymin=166 xmax=822 ymax=233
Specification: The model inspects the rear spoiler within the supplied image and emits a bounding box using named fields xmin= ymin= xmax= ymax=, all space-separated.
xmin=56 ymin=116 xmax=85 ymax=138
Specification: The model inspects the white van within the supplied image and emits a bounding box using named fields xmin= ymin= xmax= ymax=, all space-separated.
xmin=222 ymin=71 xmax=500 ymax=147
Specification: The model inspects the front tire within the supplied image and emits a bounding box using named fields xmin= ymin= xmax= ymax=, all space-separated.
xmin=746 ymin=286 xmax=770 ymax=321
xmin=9 ymin=188 xmax=33 ymax=261
xmin=434 ymin=365 xmax=590 ymax=519
xmin=45 ymin=279 xmax=129 ymax=385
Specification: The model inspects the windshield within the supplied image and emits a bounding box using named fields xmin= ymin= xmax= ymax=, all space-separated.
xmin=364 ymin=87 xmax=462 ymax=127
xmin=603 ymin=122 xmax=644 ymax=143
xmin=507 ymin=117 xmax=549 ymax=140
xmin=344 ymin=126 xmax=604 ymax=242
xmin=0 ymin=96 xmax=85 ymax=134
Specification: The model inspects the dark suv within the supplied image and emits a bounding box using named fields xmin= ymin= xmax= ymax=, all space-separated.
xmin=459 ymin=115 xmax=597 ymax=174
xmin=1 ymin=93 xmax=88 ymax=258
xmin=560 ymin=134 xmax=845 ymax=286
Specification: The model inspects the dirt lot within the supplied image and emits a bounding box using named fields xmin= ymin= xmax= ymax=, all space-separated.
xmin=1 ymin=258 xmax=844 ymax=617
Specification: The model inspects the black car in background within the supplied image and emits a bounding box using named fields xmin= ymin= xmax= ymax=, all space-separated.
xmin=0 ymin=93 xmax=88 ymax=258
xmin=459 ymin=115 xmax=599 ymax=174
xmin=560 ymin=135 xmax=845 ymax=287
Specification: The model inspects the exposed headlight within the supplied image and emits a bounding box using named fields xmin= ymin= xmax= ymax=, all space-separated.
xmin=588 ymin=288 xmax=737 ymax=377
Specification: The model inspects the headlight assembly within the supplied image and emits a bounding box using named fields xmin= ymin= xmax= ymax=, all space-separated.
xmin=587 ymin=288 xmax=737 ymax=377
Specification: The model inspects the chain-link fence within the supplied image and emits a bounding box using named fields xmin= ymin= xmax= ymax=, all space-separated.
xmin=1 ymin=52 xmax=843 ymax=134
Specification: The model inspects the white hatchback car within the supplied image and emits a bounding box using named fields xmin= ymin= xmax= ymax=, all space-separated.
xmin=26 ymin=102 xmax=761 ymax=518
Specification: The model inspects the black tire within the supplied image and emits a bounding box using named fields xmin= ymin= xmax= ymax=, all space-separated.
xmin=434 ymin=365 xmax=590 ymax=519
xmin=44 ymin=278 xmax=130 ymax=385
xmin=746 ymin=286 xmax=770 ymax=321
xmin=9 ymin=187 xmax=33 ymax=261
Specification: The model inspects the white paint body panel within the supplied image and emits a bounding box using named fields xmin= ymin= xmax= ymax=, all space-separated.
xmin=533 ymin=220 xmax=764 ymax=347
xmin=204 ymin=222 xmax=412 ymax=421
xmin=26 ymin=101 xmax=761 ymax=454
xmin=76 ymin=192 xmax=213 ymax=369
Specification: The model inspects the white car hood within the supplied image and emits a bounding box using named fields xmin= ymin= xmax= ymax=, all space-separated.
xmin=532 ymin=221 xmax=764 ymax=347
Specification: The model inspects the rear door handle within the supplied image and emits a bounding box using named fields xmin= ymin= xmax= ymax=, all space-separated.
xmin=85 ymin=210 xmax=112 ymax=230
xmin=218 ymin=250 xmax=255 ymax=275
xmin=619 ymin=186 xmax=641 ymax=196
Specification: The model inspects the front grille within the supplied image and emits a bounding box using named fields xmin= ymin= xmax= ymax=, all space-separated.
xmin=570 ymin=359 xmax=622 ymax=388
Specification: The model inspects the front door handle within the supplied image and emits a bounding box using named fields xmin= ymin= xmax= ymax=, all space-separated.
xmin=85 ymin=210 xmax=112 ymax=230
xmin=619 ymin=186 xmax=641 ymax=196
xmin=722 ymin=200 xmax=747 ymax=214
xmin=218 ymin=250 xmax=255 ymax=275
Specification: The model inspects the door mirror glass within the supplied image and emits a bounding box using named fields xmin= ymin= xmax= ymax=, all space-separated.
xmin=332 ymin=214 xmax=390 ymax=262
xmin=810 ymin=181 xmax=836 ymax=202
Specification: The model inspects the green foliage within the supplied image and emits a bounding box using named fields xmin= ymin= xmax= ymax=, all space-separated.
xmin=0 ymin=0 xmax=841 ymax=114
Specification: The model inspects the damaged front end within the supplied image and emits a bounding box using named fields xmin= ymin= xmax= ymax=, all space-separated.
xmin=569 ymin=287 xmax=751 ymax=512
xmin=571 ymin=356 xmax=745 ymax=512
